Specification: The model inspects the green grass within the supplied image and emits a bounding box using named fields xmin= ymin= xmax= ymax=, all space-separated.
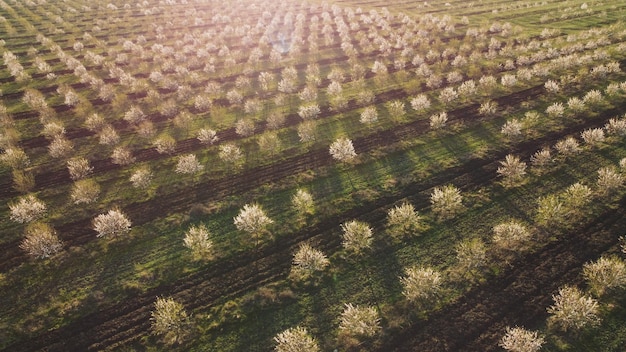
xmin=1 ymin=0 xmax=626 ymax=350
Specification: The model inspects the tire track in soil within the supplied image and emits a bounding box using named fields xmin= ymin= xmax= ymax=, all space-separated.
xmin=0 ymin=84 xmax=546 ymax=271
xmin=3 ymin=5 xmax=617 ymax=348
xmin=0 ymin=89 xmax=622 ymax=273
xmin=4 ymin=25 xmax=620 ymax=199
xmin=8 ymin=22 xmax=587 ymax=200
xmin=383 ymin=197 xmax=626 ymax=352
xmin=3 ymin=104 xmax=623 ymax=351
xmin=0 ymin=141 xmax=492 ymax=352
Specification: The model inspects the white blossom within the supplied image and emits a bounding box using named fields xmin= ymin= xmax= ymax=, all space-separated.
xmin=298 ymin=103 xmax=321 ymax=120
xmin=497 ymin=154 xmax=527 ymax=186
xmin=386 ymin=202 xmax=421 ymax=236
xmin=338 ymin=303 xmax=381 ymax=338
xmin=401 ymin=266 xmax=443 ymax=303
xmin=150 ymin=297 xmax=191 ymax=345
xmin=71 ymin=178 xmax=100 ymax=204
xmin=555 ymin=137 xmax=580 ymax=156
xmin=478 ymin=101 xmax=498 ymax=116
xmin=292 ymin=189 xmax=314 ymax=216
xmin=111 ymin=146 xmax=135 ymax=165
xmin=329 ymin=138 xmax=356 ymax=163
xmin=359 ymin=106 xmax=378 ymax=124
xmin=274 ymin=326 xmax=319 ymax=352
xmin=9 ymin=195 xmax=46 ymax=223
xmin=581 ymin=128 xmax=605 ymax=147
xmin=20 ymin=222 xmax=63 ymax=259
xmin=410 ymin=94 xmax=431 ymax=112
xmin=175 ymin=154 xmax=203 ymax=175
xmin=233 ymin=203 xmax=273 ymax=235
xmin=597 ymin=167 xmax=623 ymax=194
xmin=501 ymin=119 xmax=522 ymax=138
xmin=499 ymin=326 xmax=544 ymax=352
xmin=430 ymin=185 xmax=463 ymax=220
xmin=235 ymin=119 xmax=255 ymax=137
xmin=93 ymin=209 xmax=131 ymax=238
xmin=291 ymin=243 xmax=329 ymax=279
xmin=492 ymin=220 xmax=531 ymax=250
xmin=340 ymin=220 xmax=373 ymax=253
xmin=130 ymin=167 xmax=153 ymax=189
xmin=583 ymin=256 xmax=626 ymax=296
xmin=219 ymin=143 xmax=243 ymax=166
xmin=183 ymin=224 xmax=213 ymax=260
xmin=429 ymin=112 xmax=448 ymax=130
xmin=547 ymin=286 xmax=600 ymax=331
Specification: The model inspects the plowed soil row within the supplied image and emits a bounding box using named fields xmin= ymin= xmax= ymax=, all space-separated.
xmin=2 ymin=14 xmax=410 ymax=103
xmin=384 ymin=197 xmax=626 ymax=352
xmin=3 ymin=103 xmax=622 ymax=351
xmin=3 ymin=3 xmax=626 ymax=352
xmin=4 ymin=38 xmax=618 ymax=202
xmin=0 ymin=136 xmax=498 ymax=352
xmin=9 ymin=25 xmax=621 ymax=198
xmin=7 ymin=18 xmax=594 ymax=149
xmin=0 ymin=84 xmax=618 ymax=274
xmin=0 ymin=84 xmax=546 ymax=271
xmin=1 ymin=75 xmax=543 ymax=202
xmin=495 ymin=4 xmax=626 ymax=24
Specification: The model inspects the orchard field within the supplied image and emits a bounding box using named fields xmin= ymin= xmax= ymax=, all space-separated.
xmin=1 ymin=0 xmax=626 ymax=351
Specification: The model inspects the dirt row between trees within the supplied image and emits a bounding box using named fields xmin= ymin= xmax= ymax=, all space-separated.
xmin=0 ymin=83 xmax=619 ymax=273
xmin=7 ymin=21 xmax=599 ymax=188
xmin=3 ymin=29 xmax=619 ymax=200
xmin=0 ymin=84 xmax=546 ymax=271
xmin=384 ymin=197 xmax=626 ymax=352
xmin=2 ymin=4 xmax=625 ymax=352
xmin=3 ymin=102 xmax=623 ymax=351
xmin=0 ymin=133 xmax=501 ymax=351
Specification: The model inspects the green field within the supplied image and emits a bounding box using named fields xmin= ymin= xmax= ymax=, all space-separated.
xmin=1 ymin=0 xmax=626 ymax=351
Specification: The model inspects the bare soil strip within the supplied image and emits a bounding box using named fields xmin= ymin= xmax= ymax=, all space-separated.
xmin=0 ymin=84 xmax=547 ymax=271
xmin=384 ymin=198 xmax=626 ymax=352
xmin=3 ymin=105 xmax=622 ymax=351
